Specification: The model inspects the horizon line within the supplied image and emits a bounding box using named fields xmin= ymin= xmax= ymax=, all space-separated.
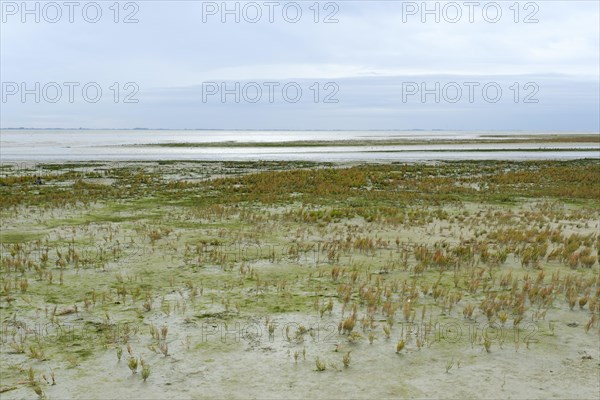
xmin=1 ymin=128 xmax=598 ymax=133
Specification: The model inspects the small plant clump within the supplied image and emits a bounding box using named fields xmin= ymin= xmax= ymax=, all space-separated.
xmin=315 ymin=357 xmax=326 ymax=372
xmin=396 ymin=339 xmax=405 ymax=354
xmin=445 ymin=358 xmax=454 ymax=373
xmin=484 ymin=337 xmax=492 ymax=353
xmin=141 ymin=359 xmax=150 ymax=382
xmin=128 ymin=357 xmax=138 ymax=374
xmin=342 ymin=351 xmax=351 ymax=368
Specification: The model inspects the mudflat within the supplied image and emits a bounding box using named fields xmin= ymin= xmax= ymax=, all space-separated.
xmin=1 ymin=159 xmax=598 ymax=399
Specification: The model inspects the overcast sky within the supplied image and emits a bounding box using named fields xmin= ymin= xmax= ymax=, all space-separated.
xmin=1 ymin=1 xmax=598 ymax=130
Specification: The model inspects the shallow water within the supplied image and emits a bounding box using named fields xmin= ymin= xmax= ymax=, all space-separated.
xmin=1 ymin=130 xmax=598 ymax=162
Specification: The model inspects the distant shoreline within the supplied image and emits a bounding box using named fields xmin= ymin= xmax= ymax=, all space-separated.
xmin=129 ymin=135 xmax=599 ymax=148
xmin=2 ymin=131 xmax=597 ymax=163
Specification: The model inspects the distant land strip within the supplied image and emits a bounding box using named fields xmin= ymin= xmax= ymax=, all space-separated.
xmin=128 ymin=136 xmax=599 ymax=148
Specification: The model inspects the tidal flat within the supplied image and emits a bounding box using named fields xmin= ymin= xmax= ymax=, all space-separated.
xmin=0 ymin=159 xmax=599 ymax=399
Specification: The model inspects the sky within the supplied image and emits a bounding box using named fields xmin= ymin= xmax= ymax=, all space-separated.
xmin=1 ymin=0 xmax=599 ymax=130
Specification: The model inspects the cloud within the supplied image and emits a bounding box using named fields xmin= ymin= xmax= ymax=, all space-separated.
xmin=1 ymin=1 xmax=598 ymax=129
